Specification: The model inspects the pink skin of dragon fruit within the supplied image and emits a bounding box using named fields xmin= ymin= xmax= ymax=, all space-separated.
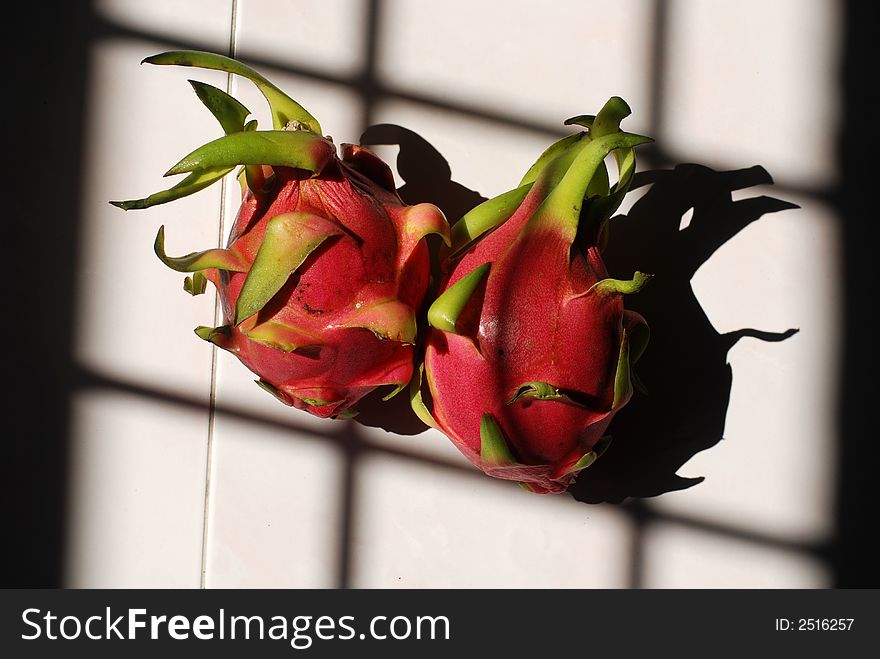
xmin=413 ymin=98 xmax=652 ymax=493
xmin=112 ymin=51 xmax=449 ymax=418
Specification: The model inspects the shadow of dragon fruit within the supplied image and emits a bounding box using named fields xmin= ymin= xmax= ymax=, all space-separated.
xmin=412 ymin=98 xmax=653 ymax=493
xmin=112 ymin=51 xmax=449 ymax=419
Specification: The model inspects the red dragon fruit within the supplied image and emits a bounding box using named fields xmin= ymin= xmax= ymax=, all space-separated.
xmin=112 ymin=51 xmax=449 ymax=418
xmin=412 ymin=97 xmax=652 ymax=493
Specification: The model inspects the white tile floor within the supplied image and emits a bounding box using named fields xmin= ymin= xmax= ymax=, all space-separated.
xmin=68 ymin=0 xmax=840 ymax=588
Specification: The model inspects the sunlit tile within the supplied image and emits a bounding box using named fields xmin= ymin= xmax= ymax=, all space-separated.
xmin=234 ymin=0 xmax=367 ymax=77
xmin=351 ymin=454 xmax=631 ymax=588
xmin=643 ymin=522 xmax=831 ymax=588
xmin=663 ymin=0 xmax=840 ymax=187
xmin=655 ymin=194 xmax=840 ymax=544
xmin=94 ymin=0 xmax=233 ymax=47
xmin=378 ymin=0 xmax=653 ymax=131
xmin=66 ymin=391 xmax=209 ymax=587
xmin=202 ymin=415 xmax=344 ymax=588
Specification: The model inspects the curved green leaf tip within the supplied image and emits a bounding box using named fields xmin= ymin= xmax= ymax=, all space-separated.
xmin=254 ymin=379 xmax=295 ymax=406
xmin=194 ymin=325 xmax=231 ymax=349
xmin=381 ymin=382 xmax=407 ymax=402
xmin=110 ymin=166 xmax=233 ymax=210
xmin=409 ymin=363 xmax=439 ymax=430
xmin=612 ymin=333 xmax=633 ymax=410
xmin=184 ymin=271 xmax=208 ymax=295
xmin=480 ymin=413 xmax=517 ymax=467
xmin=143 ymin=50 xmax=322 ymax=134
xmin=188 ymin=79 xmax=250 ymax=134
xmin=508 ymin=381 xmax=560 ymax=404
xmin=506 ymin=381 xmax=590 ymax=409
xmin=164 ymin=130 xmax=334 ymax=177
xmin=450 ymin=186 xmax=529 ymax=258
xmin=562 ymin=437 xmax=614 ymax=477
xmin=590 ymin=271 xmax=653 ymax=296
xmin=565 ymin=451 xmax=598 ymax=474
xmin=154 ymin=226 xmax=248 ymax=273
xmin=591 ymin=96 xmax=632 ymax=137
xmin=427 ymin=263 xmax=490 ymax=333
xmin=563 ymin=114 xmax=596 ymax=130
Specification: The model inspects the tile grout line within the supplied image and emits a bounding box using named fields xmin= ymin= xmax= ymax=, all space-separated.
xmin=200 ymin=0 xmax=240 ymax=590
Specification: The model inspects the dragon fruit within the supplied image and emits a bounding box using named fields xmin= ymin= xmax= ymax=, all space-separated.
xmin=412 ymin=97 xmax=652 ymax=493
xmin=112 ymin=51 xmax=449 ymax=418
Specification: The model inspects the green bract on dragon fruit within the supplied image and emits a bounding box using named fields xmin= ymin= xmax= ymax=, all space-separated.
xmin=412 ymin=98 xmax=653 ymax=493
xmin=112 ymin=51 xmax=450 ymax=419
